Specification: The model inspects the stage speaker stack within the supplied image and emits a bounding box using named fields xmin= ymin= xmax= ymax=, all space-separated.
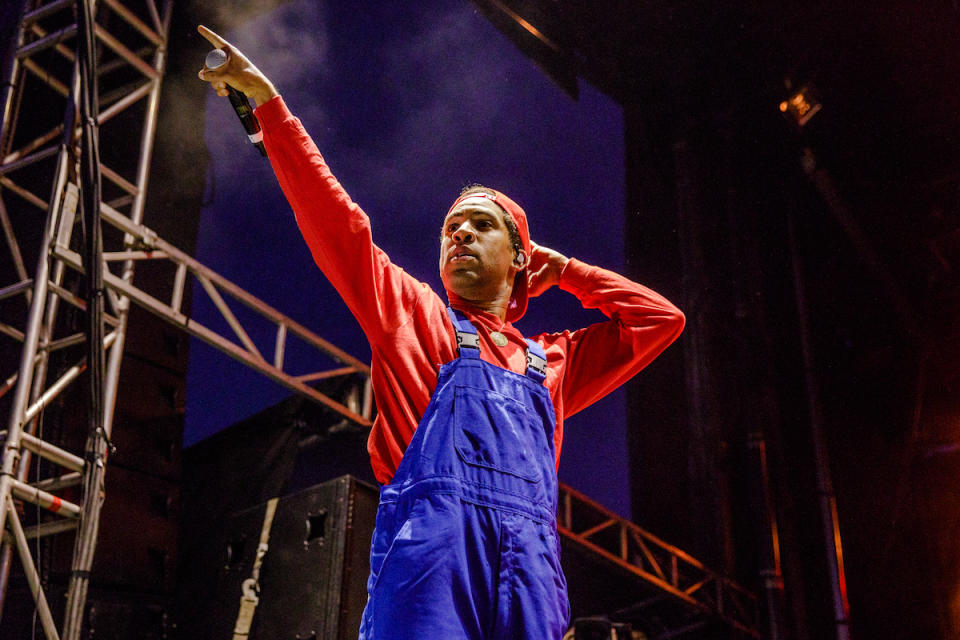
xmin=176 ymin=475 xmax=378 ymax=640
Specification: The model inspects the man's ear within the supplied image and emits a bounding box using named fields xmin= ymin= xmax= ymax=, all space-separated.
xmin=513 ymin=250 xmax=528 ymax=270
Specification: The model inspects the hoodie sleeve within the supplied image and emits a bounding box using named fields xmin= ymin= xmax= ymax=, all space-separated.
xmin=255 ymin=96 xmax=430 ymax=345
xmin=543 ymin=258 xmax=685 ymax=418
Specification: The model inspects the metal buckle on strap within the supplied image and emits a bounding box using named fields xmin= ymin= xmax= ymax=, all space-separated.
xmin=526 ymin=351 xmax=547 ymax=376
xmin=456 ymin=331 xmax=480 ymax=350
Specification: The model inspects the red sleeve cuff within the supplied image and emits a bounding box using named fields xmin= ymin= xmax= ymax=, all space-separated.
xmin=557 ymin=257 xmax=594 ymax=296
xmin=253 ymin=95 xmax=291 ymax=131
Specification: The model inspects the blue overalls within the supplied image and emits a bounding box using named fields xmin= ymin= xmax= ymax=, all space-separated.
xmin=359 ymin=308 xmax=570 ymax=640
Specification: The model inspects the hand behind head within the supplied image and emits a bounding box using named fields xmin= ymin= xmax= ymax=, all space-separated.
xmin=526 ymin=242 xmax=569 ymax=298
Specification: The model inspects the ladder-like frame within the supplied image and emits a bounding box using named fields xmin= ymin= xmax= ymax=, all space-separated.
xmin=0 ymin=2 xmax=372 ymax=638
xmin=558 ymin=483 xmax=761 ymax=637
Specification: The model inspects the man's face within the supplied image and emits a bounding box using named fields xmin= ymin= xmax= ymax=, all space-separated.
xmin=439 ymin=196 xmax=520 ymax=304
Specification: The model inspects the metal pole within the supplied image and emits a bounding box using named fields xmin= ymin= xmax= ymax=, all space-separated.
xmin=101 ymin=0 xmax=171 ymax=439
xmin=0 ymin=25 xmax=84 ymax=615
xmin=0 ymin=135 xmax=80 ymax=623
xmin=6 ymin=501 xmax=60 ymax=640
xmin=787 ymin=208 xmax=852 ymax=640
xmin=62 ymin=0 xmax=105 ymax=634
xmin=0 ymin=0 xmax=31 ymax=155
xmin=747 ymin=430 xmax=786 ymax=640
xmin=0 ymin=0 xmax=33 ymax=301
xmin=0 ymin=143 xmax=70 ymax=579
xmin=0 ymin=4 xmax=32 ymax=622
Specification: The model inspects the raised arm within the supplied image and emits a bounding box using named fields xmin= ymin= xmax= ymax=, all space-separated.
xmin=196 ymin=26 xmax=428 ymax=343
xmin=532 ymin=252 xmax=685 ymax=418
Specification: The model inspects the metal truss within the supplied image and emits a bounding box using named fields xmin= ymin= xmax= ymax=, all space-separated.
xmin=50 ymin=194 xmax=374 ymax=425
xmin=0 ymin=1 xmax=371 ymax=638
xmin=558 ymin=483 xmax=761 ymax=638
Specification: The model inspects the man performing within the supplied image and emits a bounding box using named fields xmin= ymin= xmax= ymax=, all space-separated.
xmin=197 ymin=25 xmax=685 ymax=640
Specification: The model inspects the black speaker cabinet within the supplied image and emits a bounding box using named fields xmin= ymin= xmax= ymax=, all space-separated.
xmin=177 ymin=475 xmax=378 ymax=640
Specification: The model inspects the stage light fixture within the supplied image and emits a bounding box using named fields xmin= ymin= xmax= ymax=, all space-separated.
xmin=779 ymin=83 xmax=822 ymax=127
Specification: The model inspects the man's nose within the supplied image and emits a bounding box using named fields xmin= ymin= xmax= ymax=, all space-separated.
xmin=453 ymin=225 xmax=474 ymax=244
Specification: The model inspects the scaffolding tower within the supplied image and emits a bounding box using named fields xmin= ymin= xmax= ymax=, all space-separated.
xmin=0 ymin=2 xmax=372 ymax=638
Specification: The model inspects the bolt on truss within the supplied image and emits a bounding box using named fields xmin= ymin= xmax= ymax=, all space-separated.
xmin=0 ymin=1 xmax=372 ymax=638
xmin=558 ymin=483 xmax=761 ymax=638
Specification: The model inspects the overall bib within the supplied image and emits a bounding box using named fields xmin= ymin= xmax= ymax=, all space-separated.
xmin=359 ymin=308 xmax=570 ymax=640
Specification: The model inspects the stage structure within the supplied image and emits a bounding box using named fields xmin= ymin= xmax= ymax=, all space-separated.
xmin=0 ymin=1 xmax=761 ymax=638
xmin=559 ymin=484 xmax=759 ymax=637
xmin=0 ymin=1 xmax=372 ymax=638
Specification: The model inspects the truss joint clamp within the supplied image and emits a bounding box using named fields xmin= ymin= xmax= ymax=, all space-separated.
xmin=1 ymin=442 xmax=21 ymax=463
xmin=130 ymin=227 xmax=158 ymax=250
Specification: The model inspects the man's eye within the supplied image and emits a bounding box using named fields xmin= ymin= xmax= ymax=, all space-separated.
xmin=446 ymin=223 xmax=459 ymax=233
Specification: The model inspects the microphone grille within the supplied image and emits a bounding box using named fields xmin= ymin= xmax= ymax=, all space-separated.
xmin=204 ymin=48 xmax=228 ymax=70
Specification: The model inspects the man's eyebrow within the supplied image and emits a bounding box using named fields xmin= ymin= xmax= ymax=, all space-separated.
xmin=443 ymin=208 xmax=497 ymax=224
xmin=450 ymin=207 xmax=497 ymax=218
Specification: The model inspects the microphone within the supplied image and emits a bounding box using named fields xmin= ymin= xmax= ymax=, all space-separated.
xmin=204 ymin=48 xmax=267 ymax=157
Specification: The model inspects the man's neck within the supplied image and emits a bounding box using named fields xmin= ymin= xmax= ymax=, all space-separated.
xmin=446 ymin=291 xmax=509 ymax=323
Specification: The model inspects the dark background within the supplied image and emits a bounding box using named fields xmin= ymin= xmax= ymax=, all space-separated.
xmin=2 ymin=1 xmax=960 ymax=639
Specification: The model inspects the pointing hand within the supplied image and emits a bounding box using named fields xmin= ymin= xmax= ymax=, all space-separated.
xmin=196 ymin=25 xmax=278 ymax=107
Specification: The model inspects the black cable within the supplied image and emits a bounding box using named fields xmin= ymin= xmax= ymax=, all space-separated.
xmin=78 ymin=0 xmax=104 ymax=441
xmin=64 ymin=0 xmax=108 ymax=630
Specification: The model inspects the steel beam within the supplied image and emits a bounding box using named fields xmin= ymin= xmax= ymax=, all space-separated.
xmin=557 ymin=483 xmax=760 ymax=637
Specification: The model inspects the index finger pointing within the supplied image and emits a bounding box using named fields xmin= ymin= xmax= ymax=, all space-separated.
xmin=197 ymin=24 xmax=229 ymax=50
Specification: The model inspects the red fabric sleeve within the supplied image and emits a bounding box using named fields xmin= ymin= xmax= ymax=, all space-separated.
xmin=535 ymin=259 xmax=685 ymax=456
xmin=255 ymin=96 xmax=430 ymax=345
xmin=256 ymin=96 xmax=452 ymax=483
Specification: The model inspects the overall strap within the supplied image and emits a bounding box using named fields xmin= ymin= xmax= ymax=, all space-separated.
xmin=446 ymin=307 xmax=481 ymax=359
xmin=524 ymin=339 xmax=548 ymax=383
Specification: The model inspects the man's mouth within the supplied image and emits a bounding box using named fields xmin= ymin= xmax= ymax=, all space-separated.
xmin=450 ymin=250 xmax=477 ymax=263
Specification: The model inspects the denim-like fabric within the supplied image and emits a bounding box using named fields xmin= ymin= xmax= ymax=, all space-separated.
xmin=359 ymin=309 xmax=569 ymax=639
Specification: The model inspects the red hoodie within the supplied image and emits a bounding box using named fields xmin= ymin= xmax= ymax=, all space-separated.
xmin=256 ymin=96 xmax=685 ymax=484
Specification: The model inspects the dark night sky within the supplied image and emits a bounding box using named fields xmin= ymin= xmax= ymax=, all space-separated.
xmin=184 ymin=0 xmax=637 ymax=515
